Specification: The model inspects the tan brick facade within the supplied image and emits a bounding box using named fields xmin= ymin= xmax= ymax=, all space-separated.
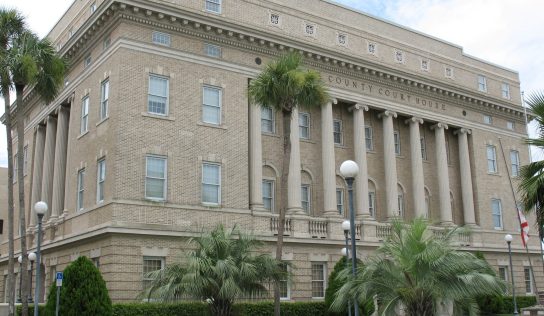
xmin=1 ymin=0 xmax=542 ymax=303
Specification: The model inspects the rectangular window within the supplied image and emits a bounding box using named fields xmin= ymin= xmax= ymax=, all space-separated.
xmin=152 ymin=31 xmax=171 ymax=46
xmin=90 ymin=2 xmax=97 ymax=13
xmin=103 ymin=36 xmax=111 ymax=50
xmin=96 ymin=159 xmax=106 ymax=203
xmin=524 ymin=267 xmax=533 ymax=294
xmin=202 ymin=86 xmax=222 ymax=125
xmin=311 ymin=263 xmax=326 ymax=298
xmin=77 ymin=168 xmax=85 ymax=211
xmin=511 ymin=150 xmax=520 ymax=177
xmin=202 ymin=163 xmax=221 ymax=205
xmin=279 ymin=262 xmax=289 ymax=300
xmin=445 ymin=136 xmax=451 ymax=164
xmin=84 ymin=55 xmax=92 ymax=68
xmin=502 ymin=82 xmax=510 ymax=99
xmin=92 ymin=257 xmax=100 ymax=269
xmin=368 ymin=192 xmax=376 ymax=218
xmin=491 ymin=199 xmax=503 ymax=229
xmin=498 ymin=266 xmax=508 ymax=282
xmin=478 ymin=75 xmax=487 ymax=92
xmin=100 ymin=79 xmax=109 ymax=120
xmin=23 ymin=146 xmax=28 ymax=176
xmin=262 ymin=180 xmax=274 ymax=212
xmin=333 ymin=120 xmax=343 ymax=145
xmin=205 ymin=0 xmax=221 ymax=13
xmin=301 ymin=185 xmax=310 ymax=213
xmin=299 ymin=112 xmax=310 ymax=139
xmin=483 ymin=115 xmax=493 ymax=125
xmin=507 ymin=121 xmax=515 ymax=130
xmin=205 ymin=43 xmax=222 ymax=58
xmin=365 ymin=126 xmax=373 ymax=151
xmin=261 ymin=106 xmax=275 ymax=133
xmin=148 ymin=75 xmax=169 ymax=115
xmin=81 ymin=96 xmax=89 ymax=134
xmin=336 ymin=189 xmax=344 ymax=215
xmin=487 ymin=145 xmax=497 ymax=173
xmin=143 ymin=257 xmax=164 ymax=290
xmin=394 ymin=130 xmax=401 ymax=155
xmin=420 ymin=137 xmax=427 ymax=160
xmin=12 ymin=153 xmax=17 ymax=183
xmin=145 ymin=156 xmax=167 ymax=201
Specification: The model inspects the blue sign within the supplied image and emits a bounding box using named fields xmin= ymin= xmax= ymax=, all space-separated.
xmin=56 ymin=272 xmax=63 ymax=286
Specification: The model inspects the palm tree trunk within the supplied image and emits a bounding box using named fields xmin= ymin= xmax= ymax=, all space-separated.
xmin=274 ymin=109 xmax=292 ymax=316
xmin=3 ymin=89 xmax=16 ymax=316
xmin=15 ymin=85 xmax=28 ymax=316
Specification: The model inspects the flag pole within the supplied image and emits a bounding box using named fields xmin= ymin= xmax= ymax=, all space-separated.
xmin=498 ymin=137 xmax=540 ymax=297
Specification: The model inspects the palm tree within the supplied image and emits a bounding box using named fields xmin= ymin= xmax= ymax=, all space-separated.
xmin=0 ymin=8 xmax=25 ymax=316
xmin=519 ymin=92 xmax=544 ymax=244
xmin=248 ymin=52 xmax=328 ymax=315
xmin=6 ymin=30 xmax=66 ymax=316
xmin=331 ymin=219 xmax=506 ymax=316
xmin=142 ymin=225 xmax=284 ymax=316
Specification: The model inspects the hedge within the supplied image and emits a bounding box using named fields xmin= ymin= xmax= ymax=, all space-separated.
xmin=232 ymin=302 xmax=327 ymax=316
xmin=477 ymin=295 xmax=537 ymax=315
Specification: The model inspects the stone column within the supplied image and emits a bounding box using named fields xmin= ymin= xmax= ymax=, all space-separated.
xmin=40 ymin=116 xmax=57 ymax=219
xmin=455 ymin=128 xmax=476 ymax=226
xmin=352 ymin=104 xmax=371 ymax=219
xmin=29 ymin=125 xmax=46 ymax=227
xmin=406 ymin=117 xmax=426 ymax=218
xmin=249 ymin=103 xmax=265 ymax=212
xmin=431 ymin=123 xmax=453 ymax=225
xmin=322 ymin=100 xmax=339 ymax=217
xmin=287 ymin=108 xmax=303 ymax=214
xmin=378 ymin=110 xmax=398 ymax=219
xmin=50 ymin=107 xmax=70 ymax=220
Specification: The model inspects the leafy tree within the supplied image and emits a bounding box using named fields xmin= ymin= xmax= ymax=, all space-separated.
xmin=44 ymin=256 xmax=112 ymax=316
xmin=331 ymin=218 xmax=506 ymax=316
xmin=248 ymin=52 xmax=329 ymax=316
xmin=519 ymin=92 xmax=544 ymax=245
xmin=0 ymin=8 xmax=25 ymax=316
xmin=142 ymin=225 xmax=285 ymax=316
xmin=5 ymin=30 xmax=66 ymax=315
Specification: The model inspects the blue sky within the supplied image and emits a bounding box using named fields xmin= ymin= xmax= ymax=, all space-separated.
xmin=1 ymin=0 xmax=544 ymax=166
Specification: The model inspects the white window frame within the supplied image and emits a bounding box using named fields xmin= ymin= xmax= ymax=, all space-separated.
xmin=487 ymin=145 xmax=498 ymax=173
xmin=502 ymin=82 xmax=511 ymax=99
xmin=100 ymin=79 xmax=109 ymax=120
xmin=262 ymin=179 xmax=274 ymax=212
xmin=147 ymin=74 xmax=169 ymax=116
xmin=368 ymin=191 xmax=376 ymax=218
xmin=445 ymin=66 xmax=454 ymax=79
xmin=77 ymin=168 xmax=85 ymax=211
xmin=143 ymin=256 xmax=165 ymax=290
xmin=483 ymin=115 xmax=493 ymax=125
xmin=202 ymin=86 xmax=222 ymax=125
xmin=510 ymin=150 xmax=520 ymax=177
xmin=202 ymin=162 xmax=221 ymax=205
xmin=420 ymin=137 xmax=427 ymax=160
xmin=205 ymin=0 xmax=222 ymax=14
xmin=365 ymin=126 xmax=373 ymax=151
xmin=83 ymin=55 xmax=92 ymax=68
xmin=421 ymin=59 xmax=429 ymax=71
xmin=478 ymin=75 xmax=487 ymax=92
xmin=333 ymin=119 xmax=343 ymax=145
xmin=367 ymin=42 xmax=377 ymax=55
xmin=279 ymin=262 xmax=290 ymax=300
xmin=145 ymin=155 xmax=167 ymax=201
xmin=103 ymin=36 xmax=111 ymax=50
xmin=299 ymin=112 xmax=310 ymax=139
xmin=151 ymin=31 xmax=171 ymax=47
xmin=80 ymin=96 xmax=89 ymax=134
xmin=524 ymin=267 xmax=534 ymax=294
xmin=261 ymin=106 xmax=275 ymax=134
xmin=491 ymin=199 xmax=503 ymax=229
xmin=204 ymin=43 xmax=222 ymax=58
xmin=311 ymin=262 xmax=326 ymax=299
xmin=23 ymin=146 xmax=28 ymax=176
xmin=12 ymin=153 xmax=17 ymax=183
xmin=269 ymin=12 xmax=281 ymax=27
xmin=394 ymin=130 xmax=401 ymax=156
xmin=498 ymin=266 xmax=508 ymax=282
xmin=337 ymin=33 xmax=347 ymax=46
xmin=398 ymin=190 xmax=405 ymax=218
xmin=304 ymin=23 xmax=316 ymax=37
xmin=90 ymin=2 xmax=97 ymax=13
xmin=507 ymin=121 xmax=515 ymax=130
xmin=301 ymin=184 xmax=311 ymax=214
xmin=96 ymin=158 xmax=106 ymax=203
xmin=336 ymin=188 xmax=344 ymax=216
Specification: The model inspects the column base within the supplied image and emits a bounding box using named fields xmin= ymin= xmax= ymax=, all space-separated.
xmin=323 ymin=209 xmax=341 ymax=218
xmin=463 ymin=223 xmax=479 ymax=229
xmin=287 ymin=207 xmax=306 ymax=215
xmin=250 ymin=205 xmax=267 ymax=214
xmin=440 ymin=221 xmax=455 ymax=227
xmin=356 ymin=214 xmax=374 ymax=221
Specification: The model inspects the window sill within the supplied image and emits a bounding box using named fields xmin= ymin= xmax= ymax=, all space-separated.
xmin=197 ymin=122 xmax=227 ymax=130
xmin=487 ymin=172 xmax=501 ymax=177
xmin=145 ymin=198 xmax=167 ymax=203
xmin=300 ymin=138 xmax=315 ymax=144
xmin=96 ymin=117 xmax=109 ymax=127
xmin=77 ymin=131 xmax=89 ymax=140
xmin=202 ymin=202 xmax=221 ymax=208
xmin=262 ymin=132 xmax=279 ymax=138
xmin=334 ymin=144 xmax=347 ymax=149
xmin=141 ymin=112 xmax=175 ymax=121
xmin=494 ymin=227 xmax=504 ymax=231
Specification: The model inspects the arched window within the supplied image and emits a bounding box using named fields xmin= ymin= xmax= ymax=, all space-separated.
xmin=397 ymin=184 xmax=405 ymax=218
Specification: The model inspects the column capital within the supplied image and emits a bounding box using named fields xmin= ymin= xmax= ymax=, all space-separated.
xmin=404 ymin=116 xmax=423 ymax=125
xmin=378 ymin=110 xmax=397 ymax=119
xmin=34 ymin=124 xmax=45 ymax=133
xmin=454 ymin=128 xmax=472 ymax=136
xmin=431 ymin=122 xmax=449 ymax=130
xmin=350 ymin=103 xmax=369 ymax=112
xmin=328 ymin=98 xmax=338 ymax=105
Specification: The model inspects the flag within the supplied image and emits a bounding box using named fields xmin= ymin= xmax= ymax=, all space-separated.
xmin=519 ymin=210 xmax=530 ymax=247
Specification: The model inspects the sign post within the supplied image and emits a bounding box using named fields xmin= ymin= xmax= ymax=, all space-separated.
xmin=55 ymin=272 xmax=63 ymax=316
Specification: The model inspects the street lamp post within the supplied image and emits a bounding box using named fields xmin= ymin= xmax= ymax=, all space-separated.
xmin=505 ymin=234 xmax=519 ymax=316
xmin=340 ymin=160 xmax=360 ymax=316
xmin=34 ymin=201 xmax=47 ymax=316
xmin=342 ymin=223 xmax=352 ymax=316
xmin=17 ymin=255 xmax=22 ymax=303
xmin=28 ymin=252 xmax=36 ymax=303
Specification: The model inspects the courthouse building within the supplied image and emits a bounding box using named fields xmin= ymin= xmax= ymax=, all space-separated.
xmin=1 ymin=0 xmax=542 ymax=302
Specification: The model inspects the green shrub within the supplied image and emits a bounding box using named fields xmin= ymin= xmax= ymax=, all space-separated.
xmin=16 ymin=304 xmax=45 ymax=315
xmin=44 ymin=256 xmax=112 ymax=316
xmin=477 ymin=295 xmax=537 ymax=314
xmin=113 ymin=302 xmax=211 ymax=316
